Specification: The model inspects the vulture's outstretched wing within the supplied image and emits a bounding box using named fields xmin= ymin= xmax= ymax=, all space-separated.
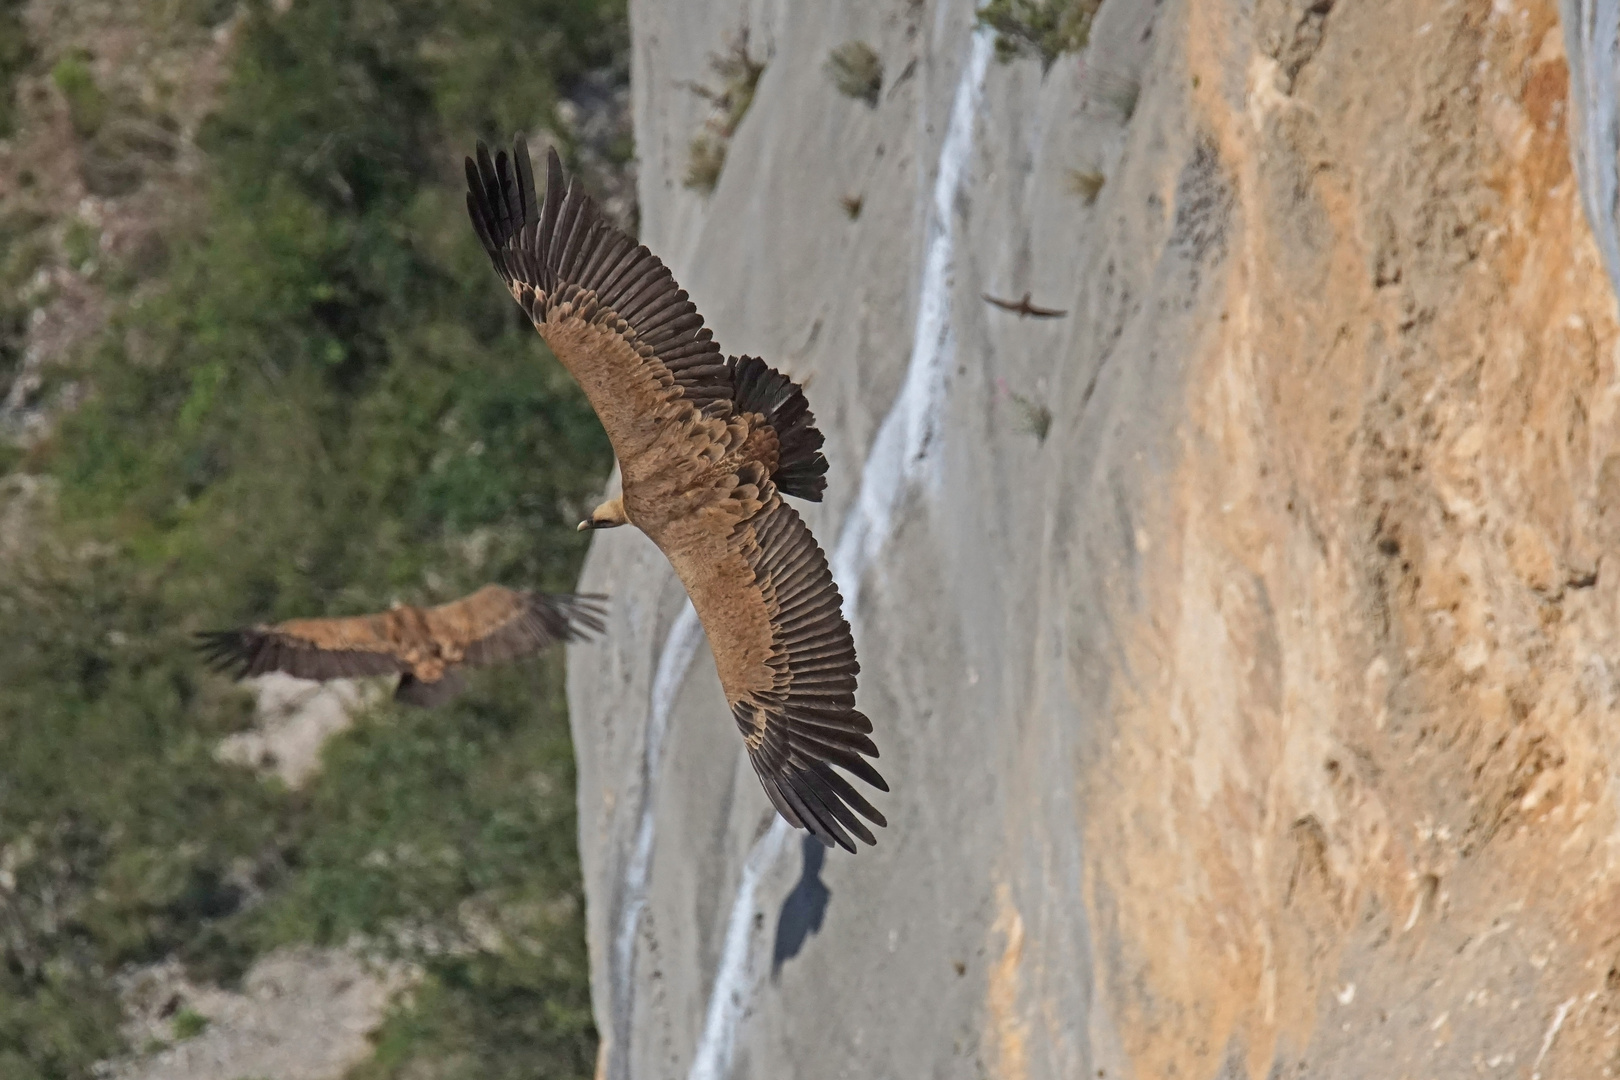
xmin=422 ymin=585 xmax=607 ymax=667
xmin=195 ymin=615 xmax=408 ymax=681
xmin=684 ymin=496 xmax=887 ymax=852
xmin=466 ymin=139 xmax=827 ymax=500
xmin=466 ymin=138 xmax=722 ymax=459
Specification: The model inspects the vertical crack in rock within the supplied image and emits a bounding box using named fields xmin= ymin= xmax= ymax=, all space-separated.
xmin=685 ymin=23 xmax=996 ymax=1080
xmin=1266 ymin=0 xmax=1336 ymax=90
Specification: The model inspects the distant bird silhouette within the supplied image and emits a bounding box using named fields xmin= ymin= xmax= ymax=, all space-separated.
xmin=196 ymin=585 xmax=605 ymax=707
xmin=466 ymin=137 xmax=887 ymax=851
xmin=982 ymin=291 xmax=1067 ymax=318
xmin=771 ymin=835 xmax=832 ymax=980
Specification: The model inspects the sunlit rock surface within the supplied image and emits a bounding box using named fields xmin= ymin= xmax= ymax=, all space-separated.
xmin=570 ymin=1 xmax=1620 ymax=1077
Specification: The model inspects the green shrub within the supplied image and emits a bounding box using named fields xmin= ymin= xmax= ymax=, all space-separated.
xmin=1 ymin=0 xmax=626 ymax=1075
xmin=0 ymin=0 xmax=33 ymax=139
xmin=977 ymin=0 xmax=1102 ymax=71
xmin=172 ymin=1008 xmax=209 ymax=1040
xmin=685 ymin=134 xmax=726 ymax=194
xmin=51 ymin=50 xmax=108 ymax=137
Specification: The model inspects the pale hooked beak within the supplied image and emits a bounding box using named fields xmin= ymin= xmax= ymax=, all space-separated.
xmin=577 ymin=519 xmax=594 ymax=532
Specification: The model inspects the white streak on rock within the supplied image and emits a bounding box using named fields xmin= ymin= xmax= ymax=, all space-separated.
xmin=1531 ymin=995 xmax=1576 ymax=1079
xmin=1562 ymin=0 xmax=1620 ymax=301
xmin=607 ymin=600 xmax=702 ymax=1079
xmin=685 ymin=23 xmax=995 ymax=1080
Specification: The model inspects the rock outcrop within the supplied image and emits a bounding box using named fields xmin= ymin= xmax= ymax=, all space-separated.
xmin=570 ymin=1 xmax=1620 ymax=1076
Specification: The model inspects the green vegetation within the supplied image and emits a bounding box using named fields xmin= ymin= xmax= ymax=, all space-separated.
xmin=977 ymin=0 xmax=1102 ymax=71
xmin=171 ymin=1007 xmax=209 ymax=1040
xmin=999 ymin=379 xmax=1053 ymax=442
xmin=1010 ymin=393 xmax=1053 ymax=441
xmin=0 ymin=208 xmax=48 ymax=392
xmin=825 ymin=41 xmax=882 ymax=107
xmin=50 ymin=50 xmax=108 ymax=138
xmin=62 ymin=219 xmax=98 ymax=271
xmin=685 ymin=134 xmax=727 ymax=195
xmin=0 ymin=0 xmax=627 ymax=1077
xmin=302 ymin=675 xmax=594 ymax=1077
xmin=682 ymin=29 xmax=765 ymax=195
xmin=0 ymin=0 xmax=32 ymax=139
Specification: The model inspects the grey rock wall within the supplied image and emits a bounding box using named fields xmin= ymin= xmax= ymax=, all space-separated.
xmin=571 ymin=1 xmax=1620 ymax=1078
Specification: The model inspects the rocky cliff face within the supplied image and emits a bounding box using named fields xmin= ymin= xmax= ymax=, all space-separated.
xmin=569 ymin=1 xmax=1620 ymax=1077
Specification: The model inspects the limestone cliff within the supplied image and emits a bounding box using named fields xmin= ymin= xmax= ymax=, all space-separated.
xmin=569 ymin=1 xmax=1620 ymax=1076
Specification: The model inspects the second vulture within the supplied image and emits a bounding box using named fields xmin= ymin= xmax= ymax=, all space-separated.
xmin=197 ymin=585 xmax=604 ymax=706
xmin=466 ymin=136 xmax=888 ymax=852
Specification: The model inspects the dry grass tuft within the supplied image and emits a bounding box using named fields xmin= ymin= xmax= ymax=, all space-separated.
xmin=682 ymin=28 xmax=766 ymax=195
xmin=825 ymin=41 xmax=882 ymax=106
xmin=997 ymin=378 xmax=1054 ymax=441
xmin=1066 ymin=169 xmax=1105 ymax=205
xmin=1084 ymin=66 xmax=1141 ymax=121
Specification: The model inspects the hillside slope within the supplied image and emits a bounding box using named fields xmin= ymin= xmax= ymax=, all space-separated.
xmin=569 ymin=1 xmax=1620 ymax=1077
xmin=0 ymin=2 xmax=626 ymax=1077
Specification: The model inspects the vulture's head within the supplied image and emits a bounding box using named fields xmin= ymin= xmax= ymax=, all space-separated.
xmin=579 ymin=495 xmax=628 ymax=532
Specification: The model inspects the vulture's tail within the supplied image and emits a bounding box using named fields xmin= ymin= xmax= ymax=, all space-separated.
xmin=728 ymin=355 xmax=828 ymax=502
xmin=395 ymin=670 xmax=467 ymax=708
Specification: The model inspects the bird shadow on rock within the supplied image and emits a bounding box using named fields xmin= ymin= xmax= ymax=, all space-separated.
xmin=770 ymin=836 xmax=832 ymax=982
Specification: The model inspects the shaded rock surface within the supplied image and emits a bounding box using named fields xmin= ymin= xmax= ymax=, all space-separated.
xmin=570 ymin=0 xmax=1620 ymax=1077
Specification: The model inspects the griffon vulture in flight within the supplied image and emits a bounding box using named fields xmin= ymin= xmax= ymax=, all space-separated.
xmin=465 ymin=136 xmax=887 ymax=851
xmin=197 ymin=586 xmax=605 ymax=707
xmin=981 ymin=291 xmax=1067 ymax=318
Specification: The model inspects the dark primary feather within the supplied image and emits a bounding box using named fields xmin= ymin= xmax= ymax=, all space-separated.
xmin=193 ymin=627 xmax=404 ymax=682
xmin=733 ymin=500 xmax=886 ymax=853
xmin=465 ymin=136 xmax=730 ymax=403
xmin=460 ymin=592 xmax=608 ymax=667
xmin=728 ymin=355 xmax=829 ymax=502
xmin=467 ymin=139 xmax=833 ymax=498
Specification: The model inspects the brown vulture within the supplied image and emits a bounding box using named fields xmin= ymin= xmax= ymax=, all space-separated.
xmin=981 ymin=291 xmax=1067 ymax=318
xmin=464 ymin=136 xmax=887 ymax=851
xmin=196 ymin=585 xmax=606 ymax=707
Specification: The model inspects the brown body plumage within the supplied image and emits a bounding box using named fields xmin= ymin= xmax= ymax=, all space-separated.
xmin=196 ymin=585 xmax=605 ymax=707
xmin=465 ymin=137 xmax=887 ymax=851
